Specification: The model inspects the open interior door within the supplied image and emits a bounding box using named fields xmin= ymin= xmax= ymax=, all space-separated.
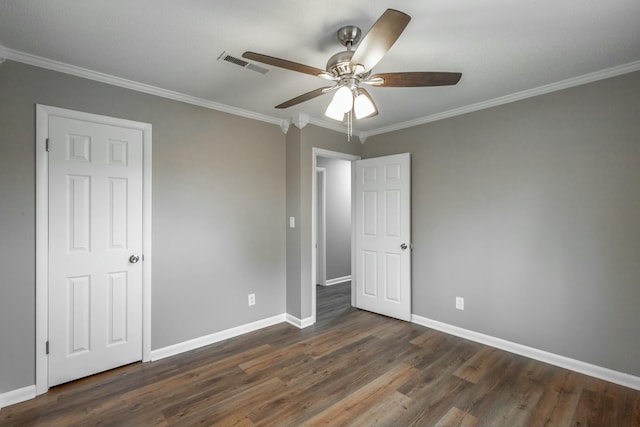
xmin=353 ymin=153 xmax=411 ymax=321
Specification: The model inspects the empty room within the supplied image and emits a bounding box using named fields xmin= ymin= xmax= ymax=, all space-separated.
xmin=1 ymin=1 xmax=639 ymax=425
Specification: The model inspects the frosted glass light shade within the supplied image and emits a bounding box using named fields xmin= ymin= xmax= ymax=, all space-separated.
xmin=354 ymin=91 xmax=377 ymax=119
xmin=324 ymin=103 xmax=345 ymax=121
xmin=333 ymin=86 xmax=354 ymax=112
xmin=324 ymin=86 xmax=353 ymax=121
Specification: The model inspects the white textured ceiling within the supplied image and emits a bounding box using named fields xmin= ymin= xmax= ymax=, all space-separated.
xmin=1 ymin=0 xmax=639 ymax=135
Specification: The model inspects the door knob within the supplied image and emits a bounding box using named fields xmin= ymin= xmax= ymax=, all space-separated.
xmin=129 ymin=255 xmax=140 ymax=264
xmin=400 ymin=243 xmax=408 ymax=250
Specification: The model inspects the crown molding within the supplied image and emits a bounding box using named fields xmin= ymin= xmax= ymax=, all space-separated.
xmin=292 ymin=113 xmax=310 ymax=129
xmin=3 ymin=44 xmax=638 ymax=140
xmin=279 ymin=119 xmax=290 ymax=134
xmin=361 ymin=60 xmax=640 ymax=139
xmin=0 ymin=44 xmax=283 ymax=127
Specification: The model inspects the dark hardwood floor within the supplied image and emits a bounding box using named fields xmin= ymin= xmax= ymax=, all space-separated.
xmin=2 ymin=282 xmax=639 ymax=426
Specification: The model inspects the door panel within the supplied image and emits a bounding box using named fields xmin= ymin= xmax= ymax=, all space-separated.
xmin=354 ymin=153 xmax=411 ymax=321
xmin=68 ymin=275 xmax=91 ymax=354
xmin=48 ymin=116 xmax=143 ymax=386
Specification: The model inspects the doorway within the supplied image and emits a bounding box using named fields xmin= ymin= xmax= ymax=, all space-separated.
xmin=311 ymin=148 xmax=360 ymax=323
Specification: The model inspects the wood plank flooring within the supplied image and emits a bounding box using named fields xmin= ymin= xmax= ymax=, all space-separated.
xmin=2 ymin=282 xmax=639 ymax=426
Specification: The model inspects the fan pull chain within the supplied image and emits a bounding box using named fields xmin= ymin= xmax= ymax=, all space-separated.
xmin=347 ymin=109 xmax=352 ymax=142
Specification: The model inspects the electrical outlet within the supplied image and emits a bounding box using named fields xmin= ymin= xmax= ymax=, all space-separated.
xmin=456 ymin=297 xmax=464 ymax=310
xmin=248 ymin=293 xmax=255 ymax=306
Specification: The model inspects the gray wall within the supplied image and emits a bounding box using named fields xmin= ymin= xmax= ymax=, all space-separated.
xmin=362 ymin=70 xmax=640 ymax=376
xmin=0 ymin=60 xmax=286 ymax=392
xmin=317 ymin=156 xmax=351 ymax=280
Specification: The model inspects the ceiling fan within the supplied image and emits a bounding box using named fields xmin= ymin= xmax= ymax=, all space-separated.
xmin=242 ymin=9 xmax=462 ymax=123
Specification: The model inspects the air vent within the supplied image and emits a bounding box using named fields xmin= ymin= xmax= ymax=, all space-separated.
xmin=224 ymin=55 xmax=248 ymax=67
xmin=217 ymin=51 xmax=269 ymax=75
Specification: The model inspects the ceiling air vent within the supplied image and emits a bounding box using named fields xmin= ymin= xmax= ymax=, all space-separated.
xmin=217 ymin=51 xmax=269 ymax=75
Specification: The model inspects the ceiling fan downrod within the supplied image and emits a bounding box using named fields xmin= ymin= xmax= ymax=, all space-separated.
xmin=336 ymin=25 xmax=361 ymax=49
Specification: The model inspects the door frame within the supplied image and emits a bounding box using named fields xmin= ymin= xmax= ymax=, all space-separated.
xmin=35 ymin=104 xmax=153 ymax=395
xmin=315 ymin=167 xmax=326 ymax=286
xmin=311 ymin=148 xmax=360 ymax=324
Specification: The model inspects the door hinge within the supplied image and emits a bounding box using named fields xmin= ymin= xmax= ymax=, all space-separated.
xmin=46 ymin=341 xmax=49 ymax=355
xmin=45 ymin=138 xmax=50 ymax=152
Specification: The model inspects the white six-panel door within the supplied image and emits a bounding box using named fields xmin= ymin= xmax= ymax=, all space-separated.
xmin=354 ymin=153 xmax=411 ymax=321
xmin=48 ymin=116 xmax=143 ymax=386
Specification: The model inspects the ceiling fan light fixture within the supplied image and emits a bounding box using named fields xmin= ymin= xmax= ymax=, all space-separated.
xmin=244 ymin=8 xmax=462 ymax=130
xmin=354 ymin=91 xmax=377 ymax=119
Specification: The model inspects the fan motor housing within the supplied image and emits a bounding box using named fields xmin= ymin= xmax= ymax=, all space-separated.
xmin=326 ymin=50 xmax=354 ymax=76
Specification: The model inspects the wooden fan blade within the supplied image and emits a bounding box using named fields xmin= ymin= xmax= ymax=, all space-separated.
xmin=350 ymin=9 xmax=411 ymax=71
xmin=243 ymin=52 xmax=332 ymax=79
xmin=275 ymin=87 xmax=332 ymax=109
xmin=367 ymin=72 xmax=462 ymax=87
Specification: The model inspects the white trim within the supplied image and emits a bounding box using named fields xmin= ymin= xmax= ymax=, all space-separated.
xmin=411 ymin=314 xmax=640 ymax=391
xmin=292 ymin=113 xmax=310 ymax=129
xmin=362 ymin=60 xmax=640 ymax=139
xmin=313 ymin=148 xmax=362 ymax=161
xmin=285 ymin=314 xmax=315 ymax=329
xmin=323 ymin=275 xmax=352 ymax=286
xmin=142 ymin=123 xmax=153 ymax=363
xmin=311 ymin=148 xmax=360 ymax=325
xmin=0 ymin=385 xmax=36 ymax=410
xmin=280 ymin=119 xmax=290 ymax=134
xmin=316 ymin=167 xmax=327 ymax=287
xmin=151 ymin=314 xmax=287 ymax=361
xmin=35 ymin=106 xmax=49 ymax=396
xmin=35 ymin=105 xmax=152 ymax=395
xmin=1 ymin=45 xmax=281 ymax=127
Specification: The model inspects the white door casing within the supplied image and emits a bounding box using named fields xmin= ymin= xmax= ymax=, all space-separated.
xmin=354 ymin=153 xmax=411 ymax=321
xmin=316 ymin=167 xmax=326 ymax=286
xmin=36 ymin=105 xmax=152 ymax=393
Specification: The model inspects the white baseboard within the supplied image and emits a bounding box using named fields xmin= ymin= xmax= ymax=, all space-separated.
xmin=0 ymin=385 xmax=36 ymax=410
xmin=411 ymin=314 xmax=640 ymax=391
xmin=323 ymin=275 xmax=352 ymax=286
xmin=150 ymin=313 xmax=286 ymax=361
xmin=285 ymin=314 xmax=315 ymax=329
